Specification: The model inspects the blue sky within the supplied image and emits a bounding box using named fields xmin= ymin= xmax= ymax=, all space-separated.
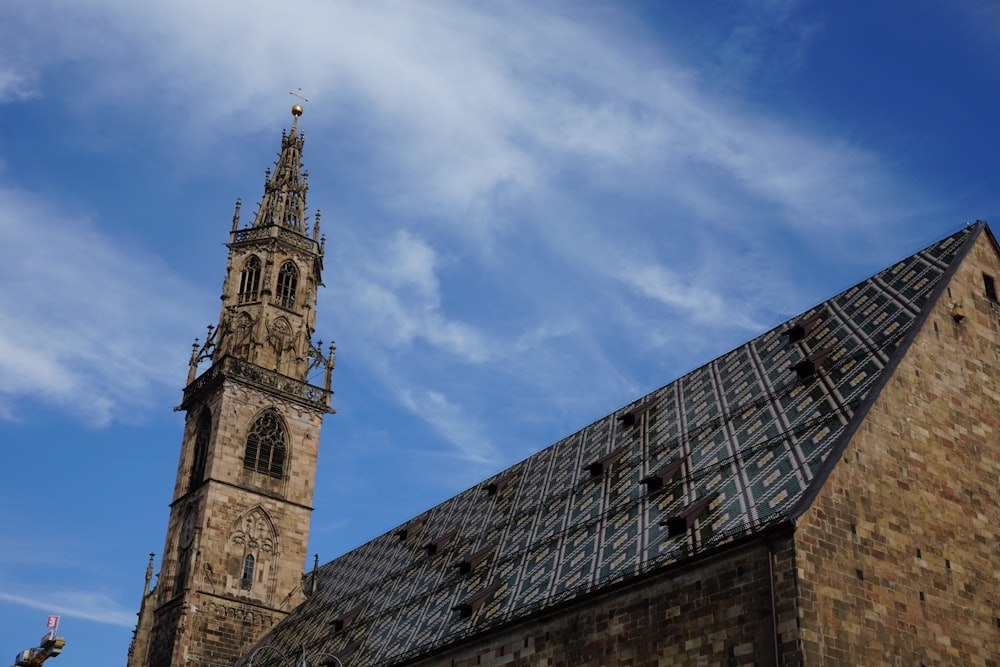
xmin=1 ymin=0 xmax=998 ymax=663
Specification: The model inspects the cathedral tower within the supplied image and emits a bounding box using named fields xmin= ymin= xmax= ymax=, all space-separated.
xmin=128 ymin=105 xmax=335 ymax=667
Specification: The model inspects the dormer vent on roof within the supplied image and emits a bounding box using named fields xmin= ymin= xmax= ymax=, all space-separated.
xmin=330 ymin=603 xmax=365 ymax=633
xmin=483 ymin=472 xmax=517 ymax=497
xmin=452 ymin=581 xmax=503 ymax=620
xmin=585 ymin=445 xmax=629 ymax=479
xmin=455 ymin=543 xmax=498 ymax=574
xmin=640 ymin=456 xmax=687 ymax=493
xmin=424 ymin=528 xmax=458 ymax=557
xmin=617 ymin=399 xmax=656 ymax=428
xmin=660 ymin=491 xmax=720 ymax=537
xmin=792 ymin=347 xmax=835 ymax=382
xmin=783 ymin=309 xmax=827 ymax=343
xmin=396 ymin=517 xmax=426 ymax=542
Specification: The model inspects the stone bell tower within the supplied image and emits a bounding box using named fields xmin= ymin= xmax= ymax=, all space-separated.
xmin=128 ymin=105 xmax=335 ymax=667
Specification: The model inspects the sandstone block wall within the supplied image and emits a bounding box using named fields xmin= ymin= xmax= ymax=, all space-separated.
xmin=795 ymin=233 xmax=1000 ymax=665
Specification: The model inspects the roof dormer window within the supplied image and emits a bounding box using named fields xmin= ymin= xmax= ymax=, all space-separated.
xmin=424 ymin=529 xmax=458 ymax=557
xmin=792 ymin=347 xmax=834 ymax=382
xmin=617 ymin=400 xmax=655 ymax=428
xmin=585 ymin=445 xmax=628 ymax=479
xmin=452 ymin=582 xmax=503 ymax=620
xmin=455 ymin=543 xmax=497 ymax=574
xmin=783 ymin=309 xmax=827 ymax=344
xmin=660 ymin=492 xmax=720 ymax=537
xmin=640 ymin=456 xmax=687 ymax=493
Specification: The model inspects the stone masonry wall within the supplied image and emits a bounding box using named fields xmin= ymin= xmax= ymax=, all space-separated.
xmin=208 ymin=382 xmax=319 ymax=601
xmin=404 ymin=536 xmax=802 ymax=667
xmin=795 ymin=232 xmax=1000 ymax=665
xmin=184 ymin=591 xmax=282 ymax=667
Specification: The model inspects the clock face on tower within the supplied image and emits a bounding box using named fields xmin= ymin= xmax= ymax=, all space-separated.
xmin=180 ymin=513 xmax=195 ymax=548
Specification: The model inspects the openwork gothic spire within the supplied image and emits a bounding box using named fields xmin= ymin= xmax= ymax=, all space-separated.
xmin=252 ymin=106 xmax=308 ymax=231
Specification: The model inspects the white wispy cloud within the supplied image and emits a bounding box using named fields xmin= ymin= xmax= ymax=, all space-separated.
xmin=338 ymin=229 xmax=494 ymax=364
xmin=712 ymin=0 xmax=822 ymax=84
xmin=398 ymin=388 xmax=499 ymax=466
xmin=0 ymin=186 xmax=207 ymax=424
xmin=0 ymin=590 xmax=135 ymax=627
xmin=0 ymin=0 xmax=918 ymax=447
xmin=329 ymin=227 xmax=505 ymax=462
xmin=0 ymin=0 xmax=899 ymax=233
xmin=0 ymin=67 xmax=32 ymax=104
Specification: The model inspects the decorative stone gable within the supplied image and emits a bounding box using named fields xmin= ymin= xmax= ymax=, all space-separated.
xmin=229 ymin=506 xmax=279 ymax=602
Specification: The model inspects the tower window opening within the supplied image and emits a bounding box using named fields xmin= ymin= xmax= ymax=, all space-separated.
xmin=241 ymin=554 xmax=255 ymax=591
xmin=276 ymin=261 xmax=298 ymax=308
xmin=189 ymin=410 xmax=211 ymax=490
xmin=239 ymin=256 xmax=262 ymax=304
xmin=243 ymin=411 xmax=286 ymax=478
xmin=984 ymin=273 xmax=997 ymax=303
xmin=175 ymin=553 xmax=189 ymax=595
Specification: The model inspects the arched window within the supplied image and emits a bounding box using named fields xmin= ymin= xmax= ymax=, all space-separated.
xmin=175 ymin=553 xmax=190 ymax=595
xmin=241 ymin=554 xmax=255 ymax=591
xmin=239 ymin=256 xmax=261 ymax=304
xmin=243 ymin=411 xmax=286 ymax=478
xmin=189 ymin=410 xmax=211 ymax=490
xmin=275 ymin=261 xmax=298 ymax=308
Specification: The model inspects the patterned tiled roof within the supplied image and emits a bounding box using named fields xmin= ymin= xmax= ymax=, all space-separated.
xmin=248 ymin=224 xmax=980 ymax=666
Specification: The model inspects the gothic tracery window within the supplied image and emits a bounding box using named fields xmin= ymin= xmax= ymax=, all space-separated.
xmin=233 ymin=312 xmax=255 ymax=360
xmin=239 ymin=255 xmax=262 ymax=304
xmin=266 ymin=317 xmax=293 ymax=368
xmin=189 ymin=410 xmax=211 ymax=490
xmin=243 ymin=411 xmax=286 ymax=478
xmin=230 ymin=507 xmax=275 ymax=598
xmin=275 ymin=261 xmax=298 ymax=308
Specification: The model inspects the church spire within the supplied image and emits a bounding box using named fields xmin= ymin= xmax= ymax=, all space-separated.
xmin=252 ymin=105 xmax=308 ymax=231
xmin=130 ymin=104 xmax=335 ymax=667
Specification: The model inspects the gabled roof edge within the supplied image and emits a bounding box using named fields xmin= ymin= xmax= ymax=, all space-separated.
xmin=786 ymin=221 xmax=988 ymax=525
xmin=981 ymin=220 xmax=1000 ymax=256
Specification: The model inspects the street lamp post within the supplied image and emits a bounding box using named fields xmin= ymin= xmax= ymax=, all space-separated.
xmin=309 ymin=651 xmax=344 ymax=667
xmin=246 ymin=645 xmax=292 ymax=667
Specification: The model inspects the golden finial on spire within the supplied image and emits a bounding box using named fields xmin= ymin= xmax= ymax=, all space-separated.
xmin=290 ymin=88 xmax=309 ymax=117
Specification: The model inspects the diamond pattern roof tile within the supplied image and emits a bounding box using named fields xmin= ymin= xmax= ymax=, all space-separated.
xmin=246 ymin=223 xmax=982 ymax=667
